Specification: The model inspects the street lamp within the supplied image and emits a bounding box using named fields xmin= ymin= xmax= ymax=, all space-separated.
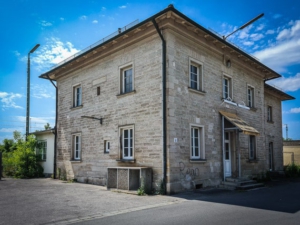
xmin=26 ymin=44 xmax=40 ymax=140
xmin=223 ymin=13 xmax=264 ymax=40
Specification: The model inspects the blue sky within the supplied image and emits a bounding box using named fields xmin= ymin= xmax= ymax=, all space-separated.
xmin=0 ymin=0 xmax=299 ymax=142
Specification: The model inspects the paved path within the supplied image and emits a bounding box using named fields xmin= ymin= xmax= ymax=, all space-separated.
xmin=0 ymin=178 xmax=184 ymax=225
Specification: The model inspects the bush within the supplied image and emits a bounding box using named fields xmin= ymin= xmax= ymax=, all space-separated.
xmin=284 ymin=163 xmax=300 ymax=178
xmin=2 ymin=134 xmax=44 ymax=178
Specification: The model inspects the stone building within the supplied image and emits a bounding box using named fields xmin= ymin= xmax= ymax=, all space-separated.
xmin=40 ymin=5 xmax=294 ymax=194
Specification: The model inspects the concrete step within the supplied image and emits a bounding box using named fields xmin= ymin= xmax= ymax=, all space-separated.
xmin=225 ymin=177 xmax=249 ymax=183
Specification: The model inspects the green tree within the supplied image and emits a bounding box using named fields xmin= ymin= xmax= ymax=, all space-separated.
xmin=0 ymin=139 xmax=16 ymax=153
xmin=2 ymin=133 xmax=43 ymax=178
xmin=44 ymin=123 xmax=51 ymax=130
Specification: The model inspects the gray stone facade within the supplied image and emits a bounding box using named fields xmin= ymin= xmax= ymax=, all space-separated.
xmin=41 ymin=6 xmax=294 ymax=194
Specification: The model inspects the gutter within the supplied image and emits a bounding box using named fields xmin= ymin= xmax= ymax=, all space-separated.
xmin=46 ymin=74 xmax=58 ymax=179
xmin=152 ymin=17 xmax=167 ymax=195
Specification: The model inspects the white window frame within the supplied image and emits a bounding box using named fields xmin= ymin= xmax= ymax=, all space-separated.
xmin=73 ymin=134 xmax=81 ymax=160
xmin=104 ymin=140 xmax=110 ymax=153
xmin=119 ymin=125 xmax=134 ymax=160
xmin=190 ymin=124 xmax=205 ymax=160
xmin=249 ymin=135 xmax=256 ymax=160
xmin=189 ymin=58 xmax=203 ymax=91
xmin=73 ymin=84 xmax=82 ymax=107
xmin=37 ymin=140 xmax=47 ymax=161
xmin=247 ymin=85 xmax=255 ymax=108
xmin=267 ymin=105 xmax=273 ymax=122
xmin=119 ymin=63 xmax=134 ymax=94
xmin=222 ymin=74 xmax=233 ymax=100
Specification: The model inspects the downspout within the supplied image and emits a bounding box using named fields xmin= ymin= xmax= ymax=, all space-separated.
xmin=152 ymin=18 xmax=167 ymax=194
xmin=222 ymin=116 xmax=225 ymax=181
xmin=46 ymin=74 xmax=58 ymax=179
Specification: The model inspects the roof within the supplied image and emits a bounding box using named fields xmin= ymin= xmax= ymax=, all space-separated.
xmin=40 ymin=5 xmax=282 ymax=81
xmin=264 ymin=83 xmax=295 ymax=101
xmin=30 ymin=129 xmax=55 ymax=135
xmin=220 ymin=111 xmax=260 ymax=136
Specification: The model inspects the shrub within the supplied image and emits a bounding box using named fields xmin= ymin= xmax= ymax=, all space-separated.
xmin=284 ymin=163 xmax=300 ymax=178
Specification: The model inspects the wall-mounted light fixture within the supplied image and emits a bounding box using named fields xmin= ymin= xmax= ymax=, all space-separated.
xmin=81 ymin=116 xmax=103 ymax=124
xmin=226 ymin=59 xmax=231 ymax=68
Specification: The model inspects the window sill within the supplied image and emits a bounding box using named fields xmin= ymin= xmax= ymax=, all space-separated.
xmin=70 ymin=105 xmax=83 ymax=110
xmin=247 ymin=159 xmax=258 ymax=163
xmin=190 ymin=159 xmax=207 ymax=163
xmin=222 ymin=98 xmax=237 ymax=106
xmin=116 ymin=90 xmax=136 ymax=98
xmin=188 ymin=87 xmax=206 ymax=95
xmin=267 ymin=120 xmax=274 ymax=124
xmin=104 ymin=151 xmax=110 ymax=154
xmin=70 ymin=160 xmax=82 ymax=163
xmin=116 ymin=159 xmax=136 ymax=163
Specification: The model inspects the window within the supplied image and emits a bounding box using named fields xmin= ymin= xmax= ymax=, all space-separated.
xmin=73 ymin=85 xmax=82 ymax=107
xmin=97 ymin=86 xmax=100 ymax=96
xmin=37 ymin=140 xmax=47 ymax=161
xmin=249 ymin=135 xmax=256 ymax=160
xmin=267 ymin=106 xmax=273 ymax=122
xmin=247 ymin=86 xmax=254 ymax=108
xmin=223 ymin=76 xmax=232 ymax=99
xmin=189 ymin=60 xmax=203 ymax=91
xmin=104 ymin=140 xmax=110 ymax=153
xmin=73 ymin=134 xmax=81 ymax=160
xmin=190 ymin=125 xmax=205 ymax=160
xmin=120 ymin=126 xmax=134 ymax=160
xmin=120 ymin=66 xmax=133 ymax=94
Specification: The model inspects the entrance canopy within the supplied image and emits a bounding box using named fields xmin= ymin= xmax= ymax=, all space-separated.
xmin=220 ymin=111 xmax=259 ymax=136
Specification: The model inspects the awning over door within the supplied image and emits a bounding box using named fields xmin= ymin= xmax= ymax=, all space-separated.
xmin=219 ymin=111 xmax=260 ymax=136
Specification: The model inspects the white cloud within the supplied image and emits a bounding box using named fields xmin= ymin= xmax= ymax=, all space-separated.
xmin=243 ymin=41 xmax=254 ymax=46
xmin=92 ymin=20 xmax=98 ymax=24
xmin=80 ymin=15 xmax=87 ymax=20
xmin=119 ymin=5 xmax=126 ymax=9
xmin=255 ymin=24 xmax=265 ymax=31
xmin=31 ymin=84 xmax=55 ymax=99
xmin=16 ymin=116 xmax=55 ymax=124
xmin=60 ymin=17 xmax=65 ymax=21
xmin=39 ymin=20 xmax=52 ymax=27
xmin=273 ymin=14 xmax=282 ymax=19
xmin=290 ymin=108 xmax=300 ymax=113
xmin=238 ymin=30 xmax=249 ymax=39
xmin=0 ymin=128 xmax=19 ymax=133
xmin=250 ymin=33 xmax=264 ymax=41
xmin=268 ymin=73 xmax=300 ymax=92
xmin=0 ymin=92 xmax=23 ymax=110
xmin=266 ymin=29 xmax=275 ymax=35
xmin=13 ymin=51 xmax=20 ymax=56
xmin=27 ymin=37 xmax=80 ymax=71
xmin=101 ymin=7 xmax=106 ymax=10
xmin=254 ymin=20 xmax=300 ymax=72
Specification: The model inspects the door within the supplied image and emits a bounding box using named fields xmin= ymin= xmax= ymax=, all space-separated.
xmin=224 ymin=132 xmax=232 ymax=177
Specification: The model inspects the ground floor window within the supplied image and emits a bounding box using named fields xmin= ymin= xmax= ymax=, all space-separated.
xmin=190 ymin=125 xmax=205 ymax=160
xmin=73 ymin=134 xmax=81 ymax=160
xmin=119 ymin=126 xmax=134 ymax=160
xmin=249 ymin=135 xmax=256 ymax=160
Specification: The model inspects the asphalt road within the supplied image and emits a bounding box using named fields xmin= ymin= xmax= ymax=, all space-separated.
xmin=0 ymin=178 xmax=300 ymax=225
xmin=75 ymin=180 xmax=300 ymax=225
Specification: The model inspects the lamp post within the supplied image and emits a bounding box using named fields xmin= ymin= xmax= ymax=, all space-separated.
xmin=223 ymin=13 xmax=264 ymax=40
xmin=26 ymin=44 xmax=40 ymax=140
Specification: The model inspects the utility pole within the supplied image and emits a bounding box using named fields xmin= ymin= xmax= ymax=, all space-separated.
xmin=26 ymin=44 xmax=40 ymax=140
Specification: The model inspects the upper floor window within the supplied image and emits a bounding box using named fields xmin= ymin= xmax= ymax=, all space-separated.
xmin=249 ymin=135 xmax=256 ymax=160
xmin=247 ymin=86 xmax=254 ymax=108
xmin=119 ymin=125 xmax=134 ymax=160
xmin=223 ymin=76 xmax=232 ymax=99
xmin=36 ymin=140 xmax=47 ymax=161
xmin=267 ymin=106 xmax=273 ymax=122
xmin=73 ymin=134 xmax=81 ymax=160
xmin=120 ymin=65 xmax=133 ymax=94
xmin=190 ymin=125 xmax=205 ymax=160
xmin=189 ymin=59 xmax=203 ymax=91
xmin=73 ymin=85 xmax=82 ymax=107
